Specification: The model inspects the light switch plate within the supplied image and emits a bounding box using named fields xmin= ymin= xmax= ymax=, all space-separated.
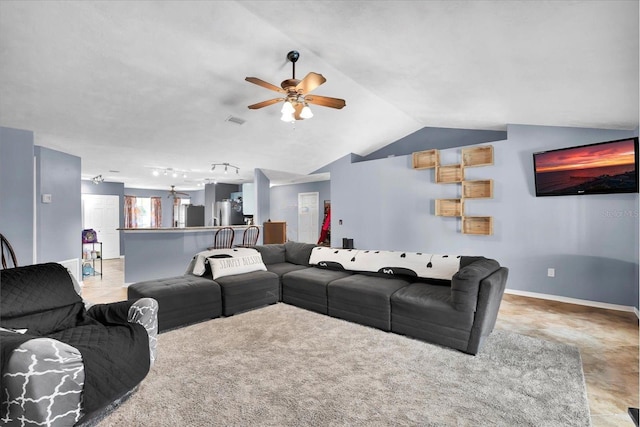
xmin=41 ymin=194 xmax=52 ymax=203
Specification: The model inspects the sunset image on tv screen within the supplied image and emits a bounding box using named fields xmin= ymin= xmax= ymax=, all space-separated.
xmin=534 ymin=138 xmax=637 ymax=195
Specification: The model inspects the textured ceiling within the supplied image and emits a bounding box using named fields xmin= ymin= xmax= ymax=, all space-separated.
xmin=0 ymin=1 xmax=637 ymax=190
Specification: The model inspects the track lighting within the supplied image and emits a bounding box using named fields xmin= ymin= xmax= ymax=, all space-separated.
xmin=211 ymin=163 xmax=239 ymax=175
xmin=91 ymin=175 xmax=104 ymax=185
xmin=152 ymin=168 xmax=188 ymax=178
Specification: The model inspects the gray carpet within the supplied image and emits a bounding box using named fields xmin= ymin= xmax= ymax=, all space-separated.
xmin=101 ymin=303 xmax=591 ymax=426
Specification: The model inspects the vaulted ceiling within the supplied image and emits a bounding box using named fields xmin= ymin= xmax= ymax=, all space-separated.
xmin=0 ymin=1 xmax=637 ymax=190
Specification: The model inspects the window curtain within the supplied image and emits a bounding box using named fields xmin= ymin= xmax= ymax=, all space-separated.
xmin=124 ymin=196 xmax=137 ymax=228
xmin=150 ymin=197 xmax=162 ymax=228
xmin=172 ymin=197 xmax=180 ymax=227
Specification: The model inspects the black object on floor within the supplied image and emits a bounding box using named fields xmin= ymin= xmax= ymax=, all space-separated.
xmin=629 ymin=407 xmax=639 ymax=427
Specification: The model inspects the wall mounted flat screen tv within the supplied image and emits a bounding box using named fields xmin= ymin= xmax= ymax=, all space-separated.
xmin=533 ymin=137 xmax=639 ymax=197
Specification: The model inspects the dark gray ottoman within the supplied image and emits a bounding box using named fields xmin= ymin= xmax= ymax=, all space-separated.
xmin=282 ymin=267 xmax=352 ymax=314
xmin=391 ymin=282 xmax=475 ymax=353
xmin=128 ymin=275 xmax=222 ymax=332
xmin=327 ymin=274 xmax=410 ymax=331
xmin=215 ymin=270 xmax=280 ymax=316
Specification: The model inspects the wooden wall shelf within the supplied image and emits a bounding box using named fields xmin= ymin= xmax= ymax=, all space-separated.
xmin=412 ymin=144 xmax=495 ymax=236
xmin=435 ymin=199 xmax=463 ymax=217
xmin=462 ymin=216 xmax=493 ymax=235
xmin=462 ymin=180 xmax=493 ymax=199
xmin=462 ymin=145 xmax=494 ymax=167
xmin=435 ymin=164 xmax=464 ymax=183
xmin=412 ymin=149 xmax=440 ymax=169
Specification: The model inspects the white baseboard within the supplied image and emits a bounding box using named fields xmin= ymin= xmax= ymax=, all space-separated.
xmin=504 ymin=288 xmax=639 ymax=318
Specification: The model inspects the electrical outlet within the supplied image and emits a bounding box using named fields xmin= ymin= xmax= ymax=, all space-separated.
xmin=547 ymin=268 xmax=555 ymax=277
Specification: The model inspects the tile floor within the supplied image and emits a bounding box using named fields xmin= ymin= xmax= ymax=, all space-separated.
xmin=82 ymin=258 xmax=639 ymax=426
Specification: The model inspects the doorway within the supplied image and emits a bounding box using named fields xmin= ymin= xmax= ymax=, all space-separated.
xmin=82 ymin=194 xmax=120 ymax=259
xmin=298 ymin=192 xmax=319 ymax=243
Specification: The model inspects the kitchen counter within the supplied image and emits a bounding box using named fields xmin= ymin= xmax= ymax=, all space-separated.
xmin=120 ymin=225 xmax=258 ymax=233
xmin=120 ymin=225 xmax=261 ymax=283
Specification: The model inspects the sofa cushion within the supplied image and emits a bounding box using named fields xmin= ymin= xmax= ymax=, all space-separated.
xmin=451 ymin=258 xmax=500 ymax=312
xmin=327 ymin=274 xmax=411 ymax=331
xmin=391 ymin=283 xmax=475 ymax=331
xmin=1 ymin=262 xmax=83 ymax=318
xmin=127 ymin=275 xmax=222 ymax=332
xmin=1 ymin=263 xmax=86 ymax=335
xmin=282 ymin=267 xmax=353 ymax=314
xmin=254 ymin=244 xmax=286 ymax=265
xmin=284 ymin=241 xmax=316 ymax=266
xmin=391 ymin=283 xmax=475 ymax=352
xmin=266 ymin=262 xmax=307 ymax=278
xmin=215 ymin=270 xmax=280 ymax=316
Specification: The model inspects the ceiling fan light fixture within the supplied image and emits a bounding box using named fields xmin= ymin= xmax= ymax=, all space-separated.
xmin=300 ymin=104 xmax=313 ymax=119
xmin=281 ymin=101 xmax=295 ymax=114
xmin=280 ymin=111 xmax=295 ymax=122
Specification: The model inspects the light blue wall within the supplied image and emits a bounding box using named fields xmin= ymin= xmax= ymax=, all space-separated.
xmin=361 ymin=127 xmax=508 ymax=162
xmin=255 ymin=169 xmax=270 ymax=225
xmin=270 ymin=181 xmax=331 ymax=242
xmin=0 ymin=126 xmax=34 ymax=265
xmin=328 ymin=124 xmax=639 ymax=307
xmin=34 ymin=146 xmax=82 ymax=263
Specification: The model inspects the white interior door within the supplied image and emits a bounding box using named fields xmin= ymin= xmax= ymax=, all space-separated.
xmin=298 ymin=192 xmax=319 ymax=244
xmin=82 ymin=194 xmax=120 ymax=259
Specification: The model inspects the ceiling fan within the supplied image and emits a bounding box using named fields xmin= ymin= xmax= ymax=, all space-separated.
xmin=245 ymin=50 xmax=346 ymax=122
xmin=167 ymin=185 xmax=189 ymax=198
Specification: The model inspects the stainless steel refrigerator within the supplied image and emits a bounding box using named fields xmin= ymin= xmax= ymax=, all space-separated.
xmin=215 ymin=199 xmax=243 ymax=226
xmin=184 ymin=205 xmax=205 ymax=227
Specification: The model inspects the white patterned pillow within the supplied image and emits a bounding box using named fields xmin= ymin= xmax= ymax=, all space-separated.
xmin=208 ymin=253 xmax=267 ymax=280
xmin=190 ymin=248 xmax=259 ymax=276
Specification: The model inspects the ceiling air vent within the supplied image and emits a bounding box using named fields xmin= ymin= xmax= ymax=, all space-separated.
xmin=225 ymin=115 xmax=246 ymax=125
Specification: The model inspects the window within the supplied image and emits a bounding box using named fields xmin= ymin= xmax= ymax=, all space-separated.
xmin=124 ymin=196 xmax=164 ymax=228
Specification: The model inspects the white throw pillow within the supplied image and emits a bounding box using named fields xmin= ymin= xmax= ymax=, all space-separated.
xmin=190 ymin=248 xmax=258 ymax=276
xmin=209 ymin=253 xmax=267 ymax=280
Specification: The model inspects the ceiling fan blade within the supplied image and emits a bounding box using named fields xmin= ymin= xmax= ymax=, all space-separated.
xmin=295 ymin=72 xmax=326 ymax=94
xmin=248 ymin=98 xmax=283 ymax=109
xmin=305 ymin=95 xmax=346 ymax=109
xmin=294 ymin=103 xmax=304 ymax=120
xmin=245 ymin=77 xmax=286 ymax=93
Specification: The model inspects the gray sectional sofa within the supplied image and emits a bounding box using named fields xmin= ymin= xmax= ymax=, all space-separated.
xmin=129 ymin=241 xmax=508 ymax=355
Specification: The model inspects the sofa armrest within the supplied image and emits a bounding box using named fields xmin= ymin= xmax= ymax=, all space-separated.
xmin=87 ymin=300 xmax=136 ymax=325
xmin=451 ymin=258 xmax=500 ymax=311
xmin=2 ymin=337 xmax=84 ymax=425
xmin=465 ymin=267 xmax=509 ymax=355
xmin=87 ymin=298 xmax=159 ymax=366
xmin=127 ymin=298 xmax=159 ymax=366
